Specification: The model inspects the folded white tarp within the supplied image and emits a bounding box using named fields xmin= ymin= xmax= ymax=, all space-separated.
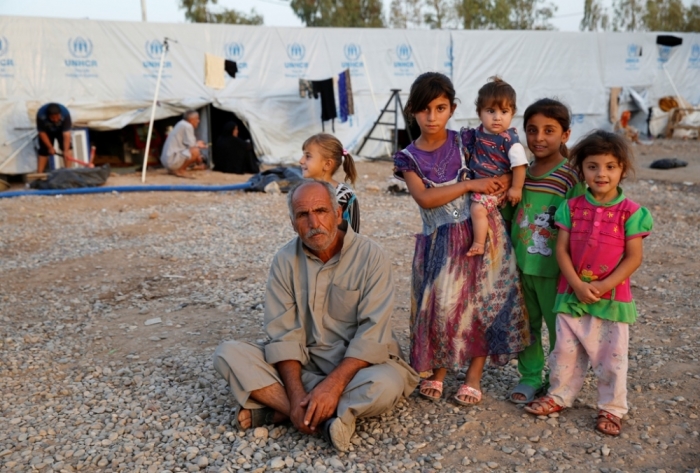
xmin=0 ymin=16 xmax=698 ymax=174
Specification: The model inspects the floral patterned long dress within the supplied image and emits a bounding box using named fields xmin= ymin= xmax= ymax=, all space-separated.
xmin=393 ymin=129 xmax=530 ymax=372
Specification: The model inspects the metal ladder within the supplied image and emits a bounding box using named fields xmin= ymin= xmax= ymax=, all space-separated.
xmin=356 ymin=89 xmax=413 ymax=158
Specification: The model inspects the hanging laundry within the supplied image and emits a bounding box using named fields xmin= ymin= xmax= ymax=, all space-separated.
xmin=338 ymin=69 xmax=355 ymax=123
xmin=344 ymin=69 xmax=354 ymax=116
xmin=225 ymin=60 xmax=238 ymax=78
xmin=312 ymin=78 xmax=337 ymax=131
xmin=204 ymin=53 xmax=226 ymax=89
xmin=299 ymin=79 xmax=314 ymax=99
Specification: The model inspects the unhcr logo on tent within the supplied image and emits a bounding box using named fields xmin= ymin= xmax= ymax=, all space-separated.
xmin=625 ymin=43 xmax=641 ymax=71
xmin=0 ymin=37 xmax=13 ymax=66
xmin=65 ymin=37 xmax=98 ymax=73
xmin=143 ymin=40 xmax=172 ymax=69
xmin=689 ymin=44 xmax=700 ymax=69
xmin=225 ymin=42 xmax=248 ymax=71
xmin=394 ymin=43 xmax=414 ymax=76
xmin=657 ymin=45 xmax=672 ymax=66
xmin=341 ymin=43 xmax=363 ymax=70
xmin=285 ymin=42 xmax=308 ymax=77
xmin=444 ymin=44 xmax=453 ymax=70
xmin=68 ymin=37 xmax=93 ymax=58
xmin=0 ymin=36 xmax=14 ymax=76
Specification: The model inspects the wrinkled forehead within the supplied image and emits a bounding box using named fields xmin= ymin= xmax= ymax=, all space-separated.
xmin=292 ymin=183 xmax=333 ymax=212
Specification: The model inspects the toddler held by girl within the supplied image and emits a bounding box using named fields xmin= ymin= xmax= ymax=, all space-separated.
xmin=524 ymin=130 xmax=653 ymax=437
xmin=464 ymin=77 xmax=528 ymax=257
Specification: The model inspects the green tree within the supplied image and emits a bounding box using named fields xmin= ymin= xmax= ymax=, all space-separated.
xmin=580 ymin=0 xmax=610 ymax=31
xmin=686 ymin=3 xmax=700 ymax=31
xmin=454 ymin=0 xmax=556 ymax=29
xmin=389 ymin=0 xmax=423 ymax=28
xmin=180 ymin=0 xmax=263 ymax=24
xmin=423 ymin=0 xmax=457 ymax=29
xmin=612 ymin=0 xmax=644 ymax=31
xmin=290 ymin=0 xmax=385 ymax=27
xmin=644 ymin=0 xmax=688 ymax=31
xmin=454 ymin=0 xmax=492 ymax=29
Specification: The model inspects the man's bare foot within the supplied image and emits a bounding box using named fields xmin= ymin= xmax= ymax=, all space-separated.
xmin=237 ymin=407 xmax=253 ymax=430
xmin=466 ymin=242 xmax=485 ymax=257
xmin=236 ymin=407 xmax=288 ymax=430
xmin=511 ymin=392 xmax=527 ymax=402
xmin=169 ymin=170 xmax=195 ymax=179
xmin=191 ymin=163 xmax=207 ymax=171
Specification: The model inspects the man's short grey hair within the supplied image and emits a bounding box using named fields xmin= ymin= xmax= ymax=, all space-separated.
xmin=183 ymin=109 xmax=199 ymax=121
xmin=287 ymin=179 xmax=339 ymax=220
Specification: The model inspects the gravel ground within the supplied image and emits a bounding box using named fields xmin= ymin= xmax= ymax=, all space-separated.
xmin=1 ymin=140 xmax=700 ymax=473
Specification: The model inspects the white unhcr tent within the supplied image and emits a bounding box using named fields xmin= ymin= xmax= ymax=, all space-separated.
xmin=0 ymin=15 xmax=698 ymax=174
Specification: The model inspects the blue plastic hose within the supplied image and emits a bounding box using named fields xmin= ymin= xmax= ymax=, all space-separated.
xmin=0 ymin=182 xmax=252 ymax=199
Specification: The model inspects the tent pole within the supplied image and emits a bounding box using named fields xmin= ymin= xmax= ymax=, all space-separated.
xmin=141 ymin=38 xmax=169 ymax=183
xmin=0 ymin=137 xmax=35 ymax=172
xmin=360 ymin=54 xmax=391 ymax=157
xmin=662 ymin=64 xmax=690 ymax=110
xmin=141 ymin=0 xmax=148 ymax=21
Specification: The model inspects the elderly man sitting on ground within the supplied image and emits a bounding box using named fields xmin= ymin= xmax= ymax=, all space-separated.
xmin=213 ymin=179 xmax=419 ymax=451
xmin=160 ymin=109 xmax=207 ymax=178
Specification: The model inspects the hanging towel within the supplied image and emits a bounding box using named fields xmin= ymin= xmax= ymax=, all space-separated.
xmin=299 ymin=79 xmax=314 ymax=99
xmin=225 ymin=60 xmax=238 ymax=78
xmin=205 ymin=53 xmax=226 ymax=89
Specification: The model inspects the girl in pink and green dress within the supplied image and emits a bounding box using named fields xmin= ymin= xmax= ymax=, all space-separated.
xmin=524 ymin=130 xmax=653 ymax=437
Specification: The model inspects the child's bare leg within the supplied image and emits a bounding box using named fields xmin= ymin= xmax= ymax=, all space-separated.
xmin=468 ymin=202 xmax=488 ymax=256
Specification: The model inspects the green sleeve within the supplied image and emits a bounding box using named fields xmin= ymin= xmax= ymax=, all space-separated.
xmin=625 ymin=206 xmax=653 ymax=239
xmin=554 ymin=199 xmax=571 ymax=231
xmin=565 ymin=181 xmax=586 ymax=199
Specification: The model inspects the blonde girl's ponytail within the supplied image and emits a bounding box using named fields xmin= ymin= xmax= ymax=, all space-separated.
xmin=341 ymin=149 xmax=357 ymax=185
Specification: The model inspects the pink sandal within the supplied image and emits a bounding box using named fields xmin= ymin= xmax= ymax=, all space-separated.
xmin=418 ymin=380 xmax=443 ymax=401
xmin=454 ymin=385 xmax=482 ymax=406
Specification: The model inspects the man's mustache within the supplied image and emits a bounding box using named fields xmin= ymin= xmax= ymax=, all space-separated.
xmin=305 ymin=228 xmax=328 ymax=239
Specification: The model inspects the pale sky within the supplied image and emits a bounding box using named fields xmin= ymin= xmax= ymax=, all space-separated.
xmin=0 ymin=0 xmax=588 ymax=30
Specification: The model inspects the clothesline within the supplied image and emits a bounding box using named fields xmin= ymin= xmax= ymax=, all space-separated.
xmin=299 ymin=69 xmax=355 ymax=132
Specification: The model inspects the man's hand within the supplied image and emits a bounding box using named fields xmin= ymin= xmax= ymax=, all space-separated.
xmin=288 ymin=392 xmax=314 ymax=435
xmin=196 ymin=140 xmax=206 ymax=149
xmin=48 ymin=145 xmax=56 ymax=156
xmin=300 ymin=378 xmax=343 ymax=432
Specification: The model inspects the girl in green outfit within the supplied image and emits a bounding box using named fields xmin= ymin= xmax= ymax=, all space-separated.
xmin=504 ymin=99 xmax=586 ymax=403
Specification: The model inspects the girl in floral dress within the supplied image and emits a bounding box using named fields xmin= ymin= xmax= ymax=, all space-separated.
xmin=393 ymin=72 xmax=530 ymax=405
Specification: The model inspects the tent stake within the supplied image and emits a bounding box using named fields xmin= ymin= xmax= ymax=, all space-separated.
xmin=141 ymin=38 xmax=170 ymax=183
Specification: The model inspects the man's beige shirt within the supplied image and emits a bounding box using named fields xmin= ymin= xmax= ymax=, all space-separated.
xmin=263 ymin=227 xmax=410 ymax=391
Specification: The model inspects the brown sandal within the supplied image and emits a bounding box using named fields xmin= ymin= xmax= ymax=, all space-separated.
xmin=524 ymin=396 xmax=565 ymax=416
xmin=596 ymin=410 xmax=621 ymax=436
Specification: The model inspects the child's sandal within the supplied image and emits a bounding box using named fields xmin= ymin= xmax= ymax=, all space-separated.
xmin=453 ymin=384 xmax=482 ymax=406
xmin=523 ymin=396 xmax=565 ymax=416
xmin=595 ymin=410 xmax=622 ymax=436
xmin=418 ymin=380 xmax=443 ymax=401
